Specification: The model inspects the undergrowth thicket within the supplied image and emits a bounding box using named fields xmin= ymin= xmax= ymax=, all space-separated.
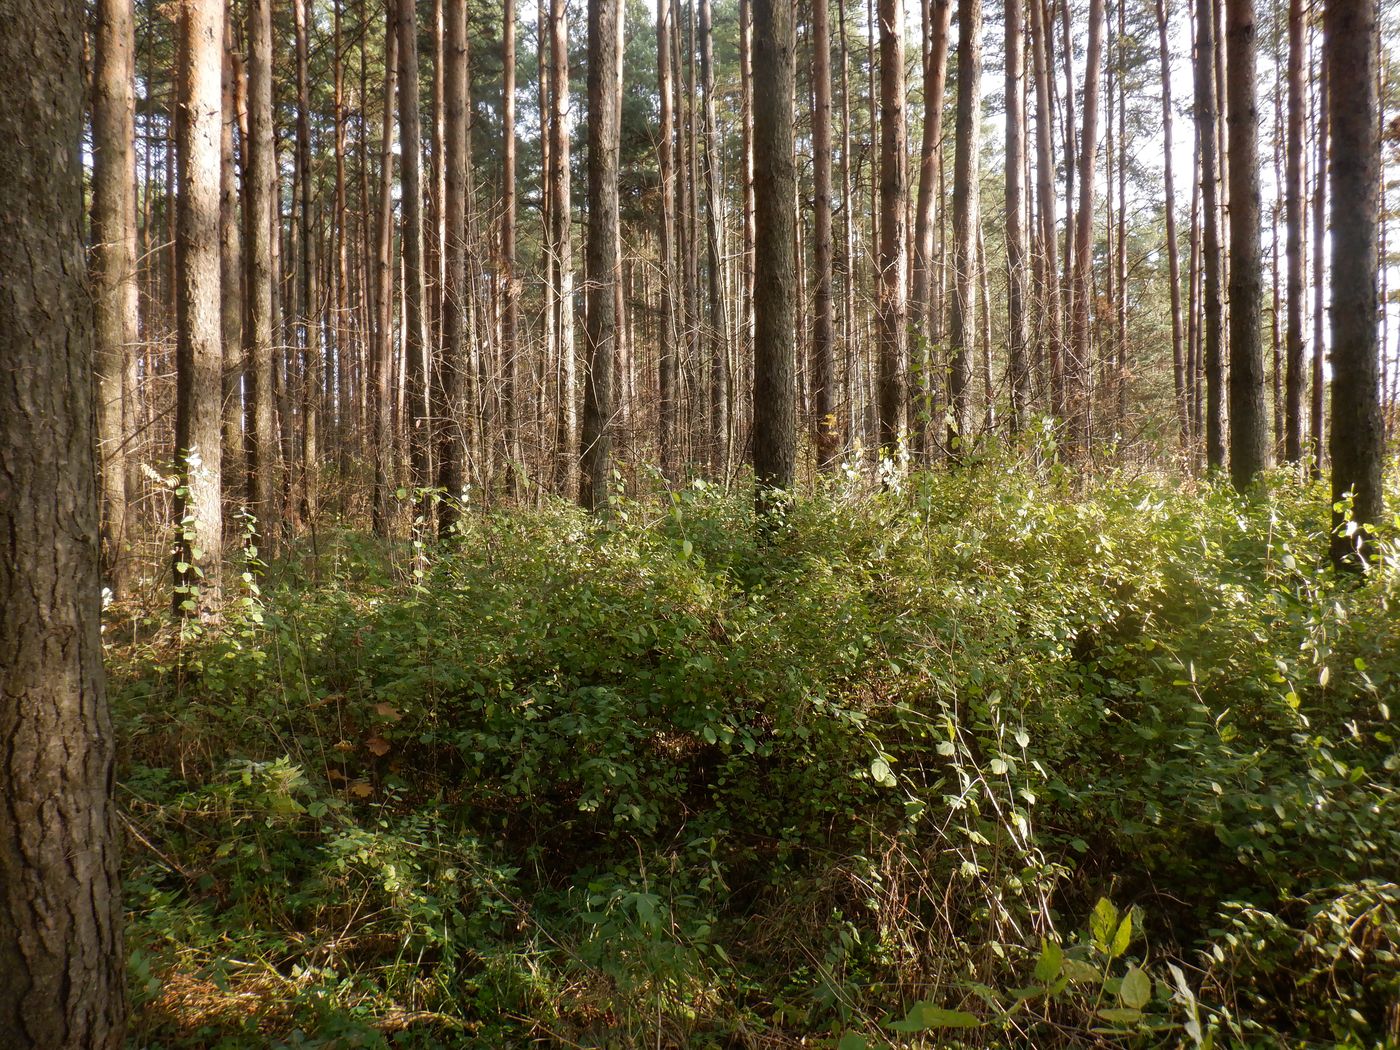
xmin=110 ymin=456 xmax=1400 ymax=1048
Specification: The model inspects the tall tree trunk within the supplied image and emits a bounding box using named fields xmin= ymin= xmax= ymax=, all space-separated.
xmin=398 ymin=0 xmax=432 ymax=514
xmin=699 ymin=0 xmax=729 ymax=475
xmin=752 ymin=0 xmax=796 ymax=507
xmin=1225 ymin=0 xmax=1269 ymax=488
xmin=947 ymin=0 xmax=981 ymax=452
xmin=294 ymin=0 xmax=321 ymax=520
xmin=1326 ymin=0 xmax=1383 ymax=566
xmin=0 ymin=0 xmax=125 ymax=1034
xmin=876 ymin=0 xmax=908 ymax=463
xmin=580 ymin=0 xmax=622 ymax=510
xmin=1004 ymin=0 xmax=1028 ymax=431
xmin=1030 ymin=0 xmax=1063 ymax=418
xmin=1310 ymin=36 xmax=1326 ymax=474
xmin=92 ymin=0 xmax=139 ymax=594
xmin=812 ymin=0 xmax=837 ymax=468
xmin=501 ymin=0 xmax=519 ymax=492
xmin=1195 ymin=0 xmax=1226 ymax=468
xmin=911 ymin=0 xmax=951 ymax=454
xmin=549 ymin=0 xmax=575 ymax=494
xmin=1069 ymin=0 xmax=1104 ymax=451
xmin=244 ymin=0 xmax=279 ymax=550
xmin=438 ymin=0 xmax=468 ymax=528
xmin=173 ymin=0 xmax=224 ymax=618
xmin=1156 ymin=0 xmax=1187 ymax=449
xmin=657 ymin=0 xmax=678 ymax=476
xmin=371 ymin=17 xmax=397 ymax=534
xmin=1282 ymin=0 xmax=1305 ymax=463
xmin=220 ymin=30 xmax=244 ymax=499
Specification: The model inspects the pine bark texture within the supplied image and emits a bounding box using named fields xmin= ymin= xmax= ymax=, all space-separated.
xmin=948 ymin=0 xmax=981 ymax=450
xmin=1225 ymin=0 xmax=1270 ymax=489
xmin=876 ymin=0 xmax=908 ymax=460
xmin=173 ymin=0 xmax=225 ymax=617
xmin=751 ymin=0 xmax=797 ymax=502
xmin=580 ymin=0 xmax=622 ymax=511
xmin=1325 ymin=0 xmax=1383 ymax=565
xmin=0 ymin=0 xmax=126 ymax=1036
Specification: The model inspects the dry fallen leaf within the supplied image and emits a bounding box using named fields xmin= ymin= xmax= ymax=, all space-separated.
xmin=366 ymin=735 xmax=391 ymax=757
xmin=373 ymin=702 xmax=402 ymax=722
xmin=349 ymin=780 xmax=373 ymax=798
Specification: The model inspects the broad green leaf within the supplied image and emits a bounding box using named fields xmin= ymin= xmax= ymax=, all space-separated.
xmin=888 ymin=1003 xmax=981 ymax=1032
xmin=1119 ymin=965 xmax=1151 ymax=1009
xmin=837 ymin=1034 xmax=870 ymax=1050
xmin=1033 ymin=938 xmax=1064 ymax=983
xmin=870 ymin=757 xmax=896 ymax=788
xmin=1110 ymin=911 xmax=1133 ymax=958
xmin=1090 ymin=898 xmax=1119 ymax=953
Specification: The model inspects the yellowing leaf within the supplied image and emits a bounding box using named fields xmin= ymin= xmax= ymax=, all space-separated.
xmin=366 ymin=735 xmax=391 ymax=757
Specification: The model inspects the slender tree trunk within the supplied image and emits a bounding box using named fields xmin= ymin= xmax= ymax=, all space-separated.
xmin=1156 ymin=0 xmax=1187 ymax=449
xmin=1326 ymin=0 xmax=1383 ymax=566
xmin=220 ymin=30 xmax=244 ymax=499
xmin=657 ymin=0 xmax=678 ymax=476
xmin=579 ymin=0 xmax=622 ymax=510
xmin=1282 ymin=0 xmax=1305 ymax=462
xmin=501 ymin=0 xmax=519 ymax=492
xmin=911 ymin=0 xmax=951 ymax=448
xmin=92 ymin=0 xmax=139 ymax=594
xmin=699 ymin=0 xmax=729 ymax=475
xmin=437 ymin=0 xmax=468 ymax=529
xmin=244 ymin=0 xmax=279 ymax=549
xmin=876 ymin=0 xmax=909 ymax=462
xmin=549 ymin=0 xmax=575 ymax=494
xmin=372 ymin=17 xmax=397 ymax=534
xmin=173 ymin=0 xmax=224 ymax=618
xmin=398 ymin=0 xmax=432 ymax=514
xmin=1005 ymin=0 xmax=1028 ymax=431
xmin=752 ymin=0 xmax=796 ymax=506
xmin=1069 ymin=0 xmax=1104 ymax=452
xmin=1030 ymin=0 xmax=1063 ymax=419
xmin=1225 ymin=0 xmax=1269 ymax=488
xmin=947 ymin=0 xmax=981 ymax=452
xmin=1310 ymin=35 xmax=1326 ymax=474
xmin=294 ymin=0 xmax=321 ymax=520
xmin=812 ymin=0 xmax=837 ymax=468
xmin=1195 ymin=0 xmax=1226 ymax=468
xmin=0 ymin=0 xmax=125 ymax=1033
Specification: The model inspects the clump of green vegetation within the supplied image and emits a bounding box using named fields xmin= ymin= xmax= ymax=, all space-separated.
xmin=110 ymin=457 xmax=1400 ymax=1048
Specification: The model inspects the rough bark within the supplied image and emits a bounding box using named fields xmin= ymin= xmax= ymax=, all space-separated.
xmin=548 ymin=0 xmax=575 ymax=494
xmin=1282 ymin=0 xmax=1305 ymax=462
xmin=699 ymin=0 xmax=730 ymax=475
xmin=92 ymin=0 xmax=138 ymax=595
xmin=173 ymin=0 xmax=224 ymax=618
xmin=580 ymin=0 xmax=622 ymax=511
xmin=397 ymin=0 xmax=432 ymax=513
xmin=1004 ymin=0 xmax=1028 ymax=431
xmin=751 ymin=0 xmax=797 ymax=505
xmin=812 ymin=0 xmax=837 ymax=468
xmin=1325 ymin=0 xmax=1383 ymax=566
xmin=439 ymin=0 xmax=468 ymax=527
xmin=657 ymin=0 xmax=678 ymax=476
xmin=501 ymin=0 xmax=519 ymax=491
xmin=947 ymin=0 xmax=981 ymax=452
xmin=0 ymin=0 xmax=125 ymax=1039
xmin=1195 ymin=0 xmax=1226 ymax=469
xmin=1225 ymin=0 xmax=1270 ymax=489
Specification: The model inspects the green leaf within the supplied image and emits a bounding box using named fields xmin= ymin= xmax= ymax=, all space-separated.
xmin=837 ymin=1034 xmax=870 ymax=1050
xmin=1119 ymin=965 xmax=1151 ymax=1010
xmin=1110 ymin=911 xmax=1133 ymax=959
xmin=1033 ymin=938 xmax=1064 ymax=983
xmin=1096 ymin=1007 xmax=1143 ymax=1025
xmin=1090 ymin=898 xmax=1119 ymax=953
xmin=888 ymin=1003 xmax=981 ymax=1032
xmin=702 ymin=725 xmax=717 ymax=744
xmin=870 ymin=757 xmax=896 ymax=788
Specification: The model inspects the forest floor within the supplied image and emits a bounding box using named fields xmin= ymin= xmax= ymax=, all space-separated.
xmin=109 ymin=455 xmax=1400 ymax=1049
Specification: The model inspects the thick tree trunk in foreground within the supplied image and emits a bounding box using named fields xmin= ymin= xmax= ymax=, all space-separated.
xmin=92 ymin=0 xmax=139 ymax=595
xmin=1325 ymin=0 xmax=1383 ymax=567
xmin=1225 ymin=0 xmax=1270 ymax=489
xmin=580 ymin=0 xmax=622 ymax=511
xmin=173 ymin=0 xmax=224 ymax=618
xmin=0 ymin=0 xmax=126 ymax=1039
xmin=751 ymin=0 xmax=796 ymax=507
